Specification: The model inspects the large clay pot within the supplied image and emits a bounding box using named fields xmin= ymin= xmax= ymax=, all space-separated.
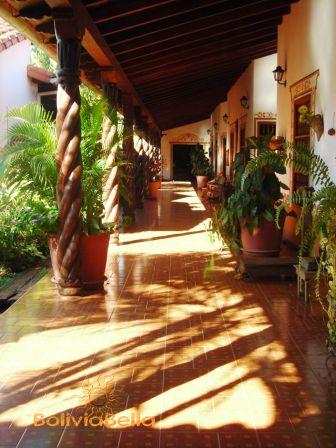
xmin=80 ymin=233 xmax=110 ymax=290
xmin=196 ymin=175 xmax=209 ymax=189
xmin=148 ymin=180 xmax=161 ymax=199
xmin=283 ymin=204 xmax=302 ymax=248
xmin=48 ymin=233 xmax=110 ymax=291
xmin=240 ymin=215 xmax=285 ymax=257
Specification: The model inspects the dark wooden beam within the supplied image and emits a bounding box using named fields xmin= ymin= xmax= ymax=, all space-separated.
xmin=118 ymin=26 xmax=278 ymax=65
xmin=43 ymin=0 xmax=161 ymax=132
xmin=98 ymin=0 xmax=294 ymax=38
xmin=124 ymin=35 xmax=278 ymax=76
xmin=90 ymin=0 xmax=179 ymax=22
xmin=133 ymin=47 xmax=274 ymax=90
xmin=112 ymin=14 xmax=282 ymax=57
xmin=92 ymin=0 xmax=228 ymax=27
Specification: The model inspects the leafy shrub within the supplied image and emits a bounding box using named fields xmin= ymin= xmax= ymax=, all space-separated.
xmin=0 ymin=196 xmax=58 ymax=271
xmin=190 ymin=144 xmax=212 ymax=176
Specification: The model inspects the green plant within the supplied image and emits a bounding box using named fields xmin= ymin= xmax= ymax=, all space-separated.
xmin=31 ymin=45 xmax=57 ymax=73
xmin=1 ymin=92 xmax=129 ymax=236
xmin=190 ymin=144 xmax=212 ymax=176
xmin=274 ymin=149 xmax=336 ymax=353
xmin=1 ymin=103 xmax=57 ymax=202
xmin=0 ymin=196 xmax=56 ymax=270
xmin=297 ymin=105 xmax=313 ymax=124
xmin=210 ymin=136 xmax=288 ymax=253
xmin=0 ymin=265 xmax=14 ymax=289
xmin=148 ymin=149 xmax=162 ymax=182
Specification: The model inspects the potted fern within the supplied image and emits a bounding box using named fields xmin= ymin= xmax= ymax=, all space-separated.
xmin=147 ymin=149 xmax=162 ymax=199
xmin=190 ymin=144 xmax=212 ymax=189
xmin=275 ymin=148 xmax=336 ymax=354
xmin=1 ymin=92 xmax=124 ymax=291
xmin=210 ymin=136 xmax=288 ymax=257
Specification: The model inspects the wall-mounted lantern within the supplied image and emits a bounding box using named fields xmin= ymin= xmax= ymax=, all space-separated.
xmin=240 ymin=96 xmax=249 ymax=109
xmin=207 ymin=129 xmax=211 ymax=135
xmin=223 ymin=113 xmax=229 ymax=124
xmin=272 ymin=65 xmax=286 ymax=86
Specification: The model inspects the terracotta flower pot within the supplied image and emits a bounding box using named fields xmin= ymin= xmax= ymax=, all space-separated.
xmin=48 ymin=233 xmax=110 ymax=291
xmin=268 ymin=136 xmax=285 ymax=151
xmin=282 ymin=204 xmax=302 ymax=248
xmin=80 ymin=233 xmax=110 ymax=290
xmin=196 ymin=175 xmax=209 ymax=189
xmin=240 ymin=215 xmax=285 ymax=257
xmin=148 ymin=180 xmax=161 ymax=199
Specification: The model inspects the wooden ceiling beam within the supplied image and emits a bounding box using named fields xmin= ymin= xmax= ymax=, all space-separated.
xmin=128 ymin=42 xmax=276 ymax=86
xmin=92 ymin=0 xmax=228 ymax=27
xmin=138 ymin=68 xmax=245 ymax=96
xmin=143 ymin=80 xmax=239 ymax=105
xmin=124 ymin=36 xmax=277 ymax=76
xmin=43 ymin=0 xmax=161 ymax=131
xmin=133 ymin=47 xmax=274 ymax=90
xmin=131 ymin=45 xmax=276 ymax=87
xmin=98 ymin=0 xmax=294 ymax=39
xmin=112 ymin=15 xmax=282 ymax=57
xmin=118 ymin=26 xmax=278 ymax=65
xmin=90 ymin=0 xmax=179 ymax=22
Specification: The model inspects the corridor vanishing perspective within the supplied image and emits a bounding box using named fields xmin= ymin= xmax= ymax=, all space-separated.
xmin=0 ymin=183 xmax=335 ymax=448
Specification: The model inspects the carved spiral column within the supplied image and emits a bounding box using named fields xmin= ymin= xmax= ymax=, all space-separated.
xmin=148 ymin=130 xmax=158 ymax=186
xmin=102 ymin=82 xmax=120 ymax=244
xmin=54 ymin=13 xmax=83 ymax=296
xmin=142 ymin=123 xmax=150 ymax=196
xmin=122 ymin=93 xmax=136 ymax=218
xmin=134 ymin=120 xmax=145 ymax=208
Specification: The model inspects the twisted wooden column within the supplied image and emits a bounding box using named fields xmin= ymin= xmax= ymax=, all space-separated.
xmin=134 ymin=125 xmax=145 ymax=208
xmin=142 ymin=124 xmax=150 ymax=196
xmin=54 ymin=14 xmax=83 ymax=296
xmin=147 ymin=130 xmax=156 ymax=185
xmin=102 ymin=82 xmax=120 ymax=244
xmin=122 ymin=93 xmax=136 ymax=218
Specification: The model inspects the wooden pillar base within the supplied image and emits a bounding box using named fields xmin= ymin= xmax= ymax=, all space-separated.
xmin=58 ymin=285 xmax=82 ymax=297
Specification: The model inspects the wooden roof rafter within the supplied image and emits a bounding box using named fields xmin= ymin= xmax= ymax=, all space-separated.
xmin=0 ymin=0 xmax=299 ymax=130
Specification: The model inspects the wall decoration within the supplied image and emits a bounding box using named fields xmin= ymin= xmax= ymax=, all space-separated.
xmin=172 ymin=132 xmax=209 ymax=144
xmin=327 ymin=112 xmax=335 ymax=136
xmin=254 ymin=112 xmax=277 ymax=119
xmin=297 ymin=106 xmax=324 ymax=141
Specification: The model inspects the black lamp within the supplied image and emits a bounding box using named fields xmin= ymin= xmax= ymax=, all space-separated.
xmin=223 ymin=113 xmax=228 ymax=124
xmin=240 ymin=96 xmax=249 ymax=109
xmin=272 ymin=65 xmax=286 ymax=86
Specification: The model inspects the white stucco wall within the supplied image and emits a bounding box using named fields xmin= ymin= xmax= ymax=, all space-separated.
xmin=161 ymin=119 xmax=211 ymax=180
xmin=227 ymin=63 xmax=254 ymax=138
xmin=277 ymin=0 xmax=336 ymax=184
xmin=211 ymin=101 xmax=228 ymax=176
xmin=252 ymin=54 xmax=277 ymax=118
xmin=0 ymin=40 xmax=37 ymax=147
xmin=210 ymin=53 xmax=277 ymax=176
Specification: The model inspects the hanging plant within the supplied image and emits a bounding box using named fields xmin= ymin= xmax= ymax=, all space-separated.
xmin=298 ymin=105 xmax=324 ymax=141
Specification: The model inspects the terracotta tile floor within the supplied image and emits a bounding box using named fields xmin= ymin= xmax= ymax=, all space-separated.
xmin=0 ymin=182 xmax=335 ymax=448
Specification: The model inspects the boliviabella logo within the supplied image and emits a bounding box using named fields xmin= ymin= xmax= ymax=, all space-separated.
xmin=34 ymin=375 xmax=155 ymax=428
xmin=33 ymin=412 xmax=155 ymax=428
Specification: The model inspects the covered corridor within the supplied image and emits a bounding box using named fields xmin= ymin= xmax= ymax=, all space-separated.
xmin=0 ymin=184 xmax=334 ymax=448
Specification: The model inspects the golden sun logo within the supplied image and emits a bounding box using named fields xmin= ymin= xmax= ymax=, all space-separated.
xmin=79 ymin=375 xmax=124 ymax=417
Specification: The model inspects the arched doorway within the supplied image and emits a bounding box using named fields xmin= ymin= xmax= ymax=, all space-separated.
xmin=169 ymin=133 xmax=204 ymax=181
